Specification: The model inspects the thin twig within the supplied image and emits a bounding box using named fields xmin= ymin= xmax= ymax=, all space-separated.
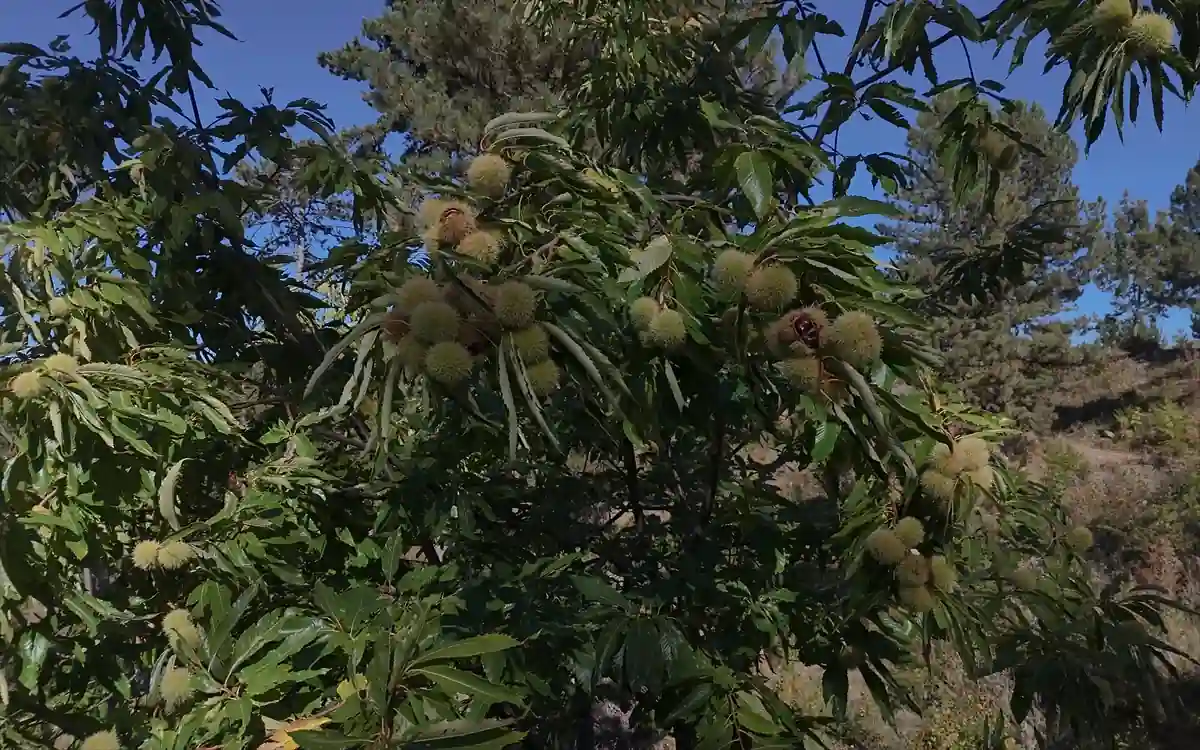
xmin=703 ymin=408 xmax=725 ymax=524
xmin=420 ymin=537 xmax=443 ymax=565
xmin=797 ymin=6 xmax=830 ymax=77
xmin=621 ymin=438 xmax=645 ymax=529
xmin=844 ymin=0 xmax=879 ymax=76
xmin=854 ymin=17 xmax=994 ymax=92
xmin=959 ymin=36 xmax=977 ymax=82
xmin=811 ymin=9 xmax=998 ymax=153
xmin=312 ymin=427 xmax=366 ymax=450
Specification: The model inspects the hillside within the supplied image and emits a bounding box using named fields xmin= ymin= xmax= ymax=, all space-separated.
xmin=759 ymin=348 xmax=1200 ymax=750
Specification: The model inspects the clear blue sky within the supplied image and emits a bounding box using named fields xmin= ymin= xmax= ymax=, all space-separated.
xmin=3 ymin=1 xmax=1196 ymax=336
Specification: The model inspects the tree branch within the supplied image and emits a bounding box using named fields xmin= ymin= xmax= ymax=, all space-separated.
xmin=703 ymin=408 xmax=725 ymax=525
xmin=844 ymin=0 xmax=879 ymax=76
xmin=853 ymin=12 xmax=997 ymax=93
xmin=796 ymin=6 xmax=829 ymax=77
xmin=621 ymin=438 xmax=644 ymax=530
xmin=420 ymin=536 xmax=443 ymax=565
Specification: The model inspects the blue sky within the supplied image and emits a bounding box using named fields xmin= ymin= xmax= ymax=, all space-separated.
xmin=3 ymin=1 xmax=1196 ymax=336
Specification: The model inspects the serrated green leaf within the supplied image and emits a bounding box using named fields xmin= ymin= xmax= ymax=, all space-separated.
xmin=412 ymin=635 xmax=520 ymax=667
xmin=735 ymin=151 xmax=774 ymax=219
xmin=412 ymin=719 xmax=526 ymax=750
xmin=735 ymin=690 xmax=781 ymax=736
xmin=157 ymin=459 xmax=186 ymax=531
xmin=542 ymin=323 xmax=621 ymax=411
xmin=414 ymin=664 xmax=525 ymax=706
xmin=623 ymin=619 xmax=665 ymax=695
xmin=663 ymin=361 xmax=686 ymax=412
xmin=313 ymin=584 xmax=384 ymax=634
xmin=662 ymin=681 xmax=715 ymax=725
xmin=497 ymin=340 xmax=521 ymax=462
xmin=811 ymin=421 xmax=841 ymax=463
xmin=484 ymin=111 xmax=558 ymax=136
xmin=17 ymin=631 xmax=50 ymax=691
xmin=304 ymin=313 xmax=387 ymax=397
xmin=291 ymin=730 xmax=367 ymax=749
xmin=570 ymin=575 xmax=633 ymax=611
xmin=822 ymin=666 xmax=849 ymax=718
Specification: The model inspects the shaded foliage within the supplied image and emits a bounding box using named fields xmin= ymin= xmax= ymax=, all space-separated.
xmin=0 ymin=2 xmax=1198 ymax=750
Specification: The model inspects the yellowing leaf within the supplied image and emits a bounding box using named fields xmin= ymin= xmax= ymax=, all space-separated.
xmin=271 ymin=717 xmax=331 ymax=750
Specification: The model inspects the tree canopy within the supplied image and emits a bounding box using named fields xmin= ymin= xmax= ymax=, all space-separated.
xmin=880 ymin=98 xmax=1100 ymax=428
xmin=1 ymin=2 xmax=1198 ymax=750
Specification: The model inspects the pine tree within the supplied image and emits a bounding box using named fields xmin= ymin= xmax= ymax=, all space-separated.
xmin=316 ymin=0 xmax=562 ymax=248
xmin=1164 ymin=161 xmax=1200 ymax=338
xmin=318 ymin=0 xmax=571 ymax=167
xmin=318 ymin=0 xmax=793 ymax=234
xmin=1091 ymin=160 xmax=1200 ymax=350
xmin=1088 ymin=195 xmax=1174 ymax=353
xmin=880 ymin=98 xmax=1098 ymax=427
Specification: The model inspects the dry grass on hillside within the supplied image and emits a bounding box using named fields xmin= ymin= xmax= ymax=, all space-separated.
xmin=1050 ymin=352 xmax=1200 ymax=433
xmin=758 ymin=351 xmax=1200 ymax=749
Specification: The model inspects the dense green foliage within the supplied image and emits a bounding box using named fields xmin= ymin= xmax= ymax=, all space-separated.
xmin=1 ymin=2 xmax=1199 ymax=750
xmin=880 ymin=98 xmax=1100 ymax=428
xmin=317 ymin=0 xmax=793 ymax=238
xmin=1090 ymin=163 xmax=1200 ymax=349
xmin=1165 ymin=163 xmax=1200 ymax=338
